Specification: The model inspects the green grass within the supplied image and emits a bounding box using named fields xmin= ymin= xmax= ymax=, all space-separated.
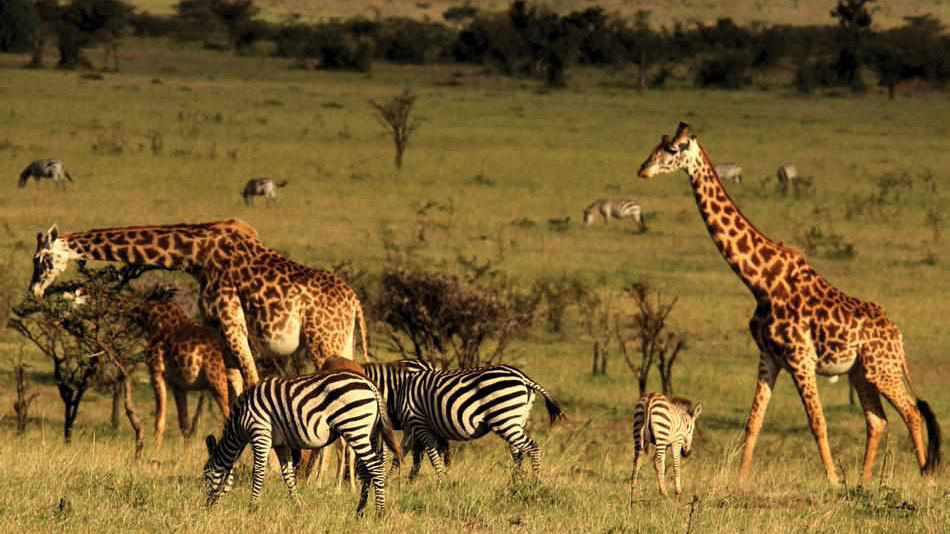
xmin=2 ymin=40 xmax=950 ymax=532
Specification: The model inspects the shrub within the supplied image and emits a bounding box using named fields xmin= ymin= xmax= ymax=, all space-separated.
xmin=695 ymin=50 xmax=754 ymax=89
xmin=0 ymin=0 xmax=39 ymax=53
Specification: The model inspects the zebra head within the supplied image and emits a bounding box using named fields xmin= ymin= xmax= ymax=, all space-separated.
xmin=203 ymin=434 xmax=234 ymax=506
xmin=582 ymin=207 xmax=594 ymax=226
xmin=637 ymin=122 xmax=697 ymax=179
xmin=30 ymin=224 xmax=76 ymax=300
xmin=681 ymin=402 xmax=703 ymax=458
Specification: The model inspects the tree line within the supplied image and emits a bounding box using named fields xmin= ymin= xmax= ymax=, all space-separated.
xmin=1 ymin=0 xmax=949 ymax=95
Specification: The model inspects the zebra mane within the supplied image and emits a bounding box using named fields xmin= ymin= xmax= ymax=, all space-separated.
xmin=668 ymin=396 xmax=695 ymax=413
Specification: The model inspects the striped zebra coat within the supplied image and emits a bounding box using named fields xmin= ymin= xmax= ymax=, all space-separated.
xmin=631 ymin=393 xmax=703 ymax=497
xmin=583 ymin=199 xmax=643 ymax=228
xmin=203 ymin=370 xmax=400 ymax=516
xmin=714 ymin=163 xmax=743 ymax=184
xmin=241 ymin=177 xmax=288 ymax=206
xmin=394 ymin=364 xmax=563 ymax=480
xmin=18 ymin=159 xmax=73 ymax=189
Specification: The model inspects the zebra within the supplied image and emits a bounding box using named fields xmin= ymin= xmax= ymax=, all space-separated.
xmin=582 ymin=199 xmax=644 ymax=230
xmin=241 ymin=177 xmax=288 ymax=206
xmin=203 ymin=370 xmax=400 ymax=517
xmin=776 ymin=164 xmax=798 ymax=195
xmin=18 ymin=159 xmax=74 ymax=189
xmin=631 ymin=393 xmax=703 ymax=497
xmin=393 ymin=364 xmax=563 ymax=480
xmin=714 ymin=163 xmax=743 ymax=184
xmin=360 ymin=359 xmax=453 ymax=471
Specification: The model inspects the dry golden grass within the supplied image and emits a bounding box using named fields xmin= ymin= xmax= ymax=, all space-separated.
xmin=1 ymin=39 xmax=949 ymax=532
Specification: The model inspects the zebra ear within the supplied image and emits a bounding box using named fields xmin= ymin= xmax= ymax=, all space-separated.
xmin=205 ymin=434 xmax=217 ymax=457
xmin=691 ymin=402 xmax=703 ymax=420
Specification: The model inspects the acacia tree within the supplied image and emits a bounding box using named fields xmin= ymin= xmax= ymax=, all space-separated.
xmin=618 ymin=281 xmax=686 ymax=396
xmin=8 ymin=266 xmax=149 ymax=456
xmin=369 ymin=89 xmax=421 ymax=170
xmin=830 ymin=0 xmax=875 ymax=90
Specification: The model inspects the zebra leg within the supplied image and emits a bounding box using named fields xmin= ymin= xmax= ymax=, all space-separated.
xmin=495 ymin=422 xmax=542 ymax=477
xmin=249 ymin=431 xmax=273 ymax=508
xmin=630 ymin=443 xmax=646 ymax=503
xmin=671 ymin=444 xmax=683 ymax=496
xmin=339 ymin=430 xmax=386 ymax=517
xmin=415 ymin=429 xmax=448 ymax=480
xmin=408 ymin=442 xmax=425 ymax=480
xmin=274 ymin=445 xmax=301 ymax=502
xmin=654 ymin=446 xmax=668 ymax=496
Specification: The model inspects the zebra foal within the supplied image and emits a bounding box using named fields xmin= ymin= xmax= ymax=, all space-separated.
xmin=631 ymin=393 xmax=703 ymax=497
xmin=583 ymin=199 xmax=644 ymax=230
xmin=203 ymin=370 xmax=400 ymax=517
xmin=714 ymin=163 xmax=743 ymax=184
xmin=394 ymin=364 xmax=563 ymax=480
xmin=18 ymin=159 xmax=74 ymax=189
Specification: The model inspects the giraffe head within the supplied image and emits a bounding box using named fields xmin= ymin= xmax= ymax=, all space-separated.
xmin=637 ymin=122 xmax=699 ymax=179
xmin=30 ymin=224 xmax=76 ymax=299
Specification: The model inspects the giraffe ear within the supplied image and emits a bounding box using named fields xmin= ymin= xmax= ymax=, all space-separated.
xmin=47 ymin=224 xmax=59 ymax=242
xmin=205 ymin=434 xmax=217 ymax=457
xmin=691 ymin=402 xmax=703 ymax=420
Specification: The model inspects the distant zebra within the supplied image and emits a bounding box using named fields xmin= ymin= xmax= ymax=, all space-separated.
xmin=714 ymin=163 xmax=743 ymax=184
xmin=583 ymin=199 xmax=643 ymax=229
xmin=394 ymin=364 xmax=563 ymax=480
xmin=631 ymin=393 xmax=703 ymax=497
xmin=241 ymin=177 xmax=288 ymax=206
xmin=18 ymin=159 xmax=74 ymax=189
xmin=776 ymin=164 xmax=798 ymax=194
xmin=203 ymin=370 xmax=400 ymax=517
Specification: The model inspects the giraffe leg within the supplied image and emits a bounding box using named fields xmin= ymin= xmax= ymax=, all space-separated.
xmin=172 ymin=387 xmax=190 ymax=438
xmin=849 ymin=362 xmax=888 ymax=484
xmin=789 ymin=363 xmax=839 ymax=485
xmin=210 ymin=294 xmax=260 ymax=388
xmin=149 ymin=356 xmax=167 ymax=448
xmin=210 ymin=377 xmax=231 ymax=420
xmin=738 ymin=354 xmax=780 ymax=485
xmin=870 ymin=367 xmax=930 ymax=475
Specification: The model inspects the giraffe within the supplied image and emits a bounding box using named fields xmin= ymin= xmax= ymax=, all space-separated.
xmin=28 ymin=219 xmax=369 ymax=390
xmin=636 ymin=122 xmax=940 ymax=486
xmin=133 ymin=287 xmax=243 ymax=448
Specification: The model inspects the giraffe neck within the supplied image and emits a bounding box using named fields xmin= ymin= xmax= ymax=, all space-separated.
xmin=142 ymin=302 xmax=192 ymax=340
xmin=60 ymin=222 xmax=232 ymax=271
xmin=685 ymin=144 xmax=784 ymax=297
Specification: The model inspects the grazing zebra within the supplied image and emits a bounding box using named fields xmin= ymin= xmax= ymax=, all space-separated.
xmin=360 ymin=359 xmax=453 ymax=471
xmin=714 ymin=163 xmax=743 ymax=184
xmin=18 ymin=159 xmax=74 ymax=189
xmin=776 ymin=164 xmax=798 ymax=194
xmin=582 ymin=199 xmax=644 ymax=229
xmin=241 ymin=178 xmax=288 ymax=206
xmin=394 ymin=364 xmax=563 ymax=480
xmin=631 ymin=393 xmax=703 ymax=497
xmin=203 ymin=370 xmax=400 ymax=517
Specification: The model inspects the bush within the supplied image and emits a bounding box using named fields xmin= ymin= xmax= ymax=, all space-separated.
xmin=274 ymin=21 xmax=372 ymax=72
xmin=374 ymin=17 xmax=454 ymax=63
xmin=695 ymin=50 xmax=753 ymax=89
xmin=0 ymin=0 xmax=39 ymax=53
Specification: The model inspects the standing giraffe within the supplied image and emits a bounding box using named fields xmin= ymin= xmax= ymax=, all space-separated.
xmin=636 ymin=122 xmax=940 ymax=486
xmin=133 ymin=287 xmax=243 ymax=447
xmin=28 ymin=219 xmax=369 ymax=389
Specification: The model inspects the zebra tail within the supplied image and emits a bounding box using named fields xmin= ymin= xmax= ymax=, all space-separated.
xmin=917 ymin=398 xmax=942 ymax=474
xmin=526 ymin=380 xmax=564 ymax=425
xmin=376 ymin=399 xmax=402 ymax=462
xmin=64 ymin=170 xmax=74 ymax=182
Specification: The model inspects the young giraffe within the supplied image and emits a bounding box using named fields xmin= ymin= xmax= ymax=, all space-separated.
xmin=636 ymin=122 xmax=940 ymax=486
xmin=134 ymin=287 xmax=243 ymax=447
xmin=28 ymin=219 xmax=368 ymax=389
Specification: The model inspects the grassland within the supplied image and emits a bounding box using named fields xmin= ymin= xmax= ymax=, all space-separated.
xmin=1 ymin=40 xmax=950 ymax=533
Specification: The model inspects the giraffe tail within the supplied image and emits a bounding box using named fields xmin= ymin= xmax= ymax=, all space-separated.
xmin=917 ymin=399 xmax=941 ymax=474
xmin=356 ymin=302 xmax=369 ymax=362
xmin=903 ymin=358 xmax=942 ymax=474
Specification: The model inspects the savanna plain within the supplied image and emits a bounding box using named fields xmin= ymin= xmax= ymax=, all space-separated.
xmin=1 ymin=36 xmax=949 ymax=534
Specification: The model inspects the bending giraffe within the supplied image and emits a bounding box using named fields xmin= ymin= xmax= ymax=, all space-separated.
xmin=28 ymin=219 xmax=369 ymax=389
xmin=636 ymin=122 xmax=940 ymax=486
